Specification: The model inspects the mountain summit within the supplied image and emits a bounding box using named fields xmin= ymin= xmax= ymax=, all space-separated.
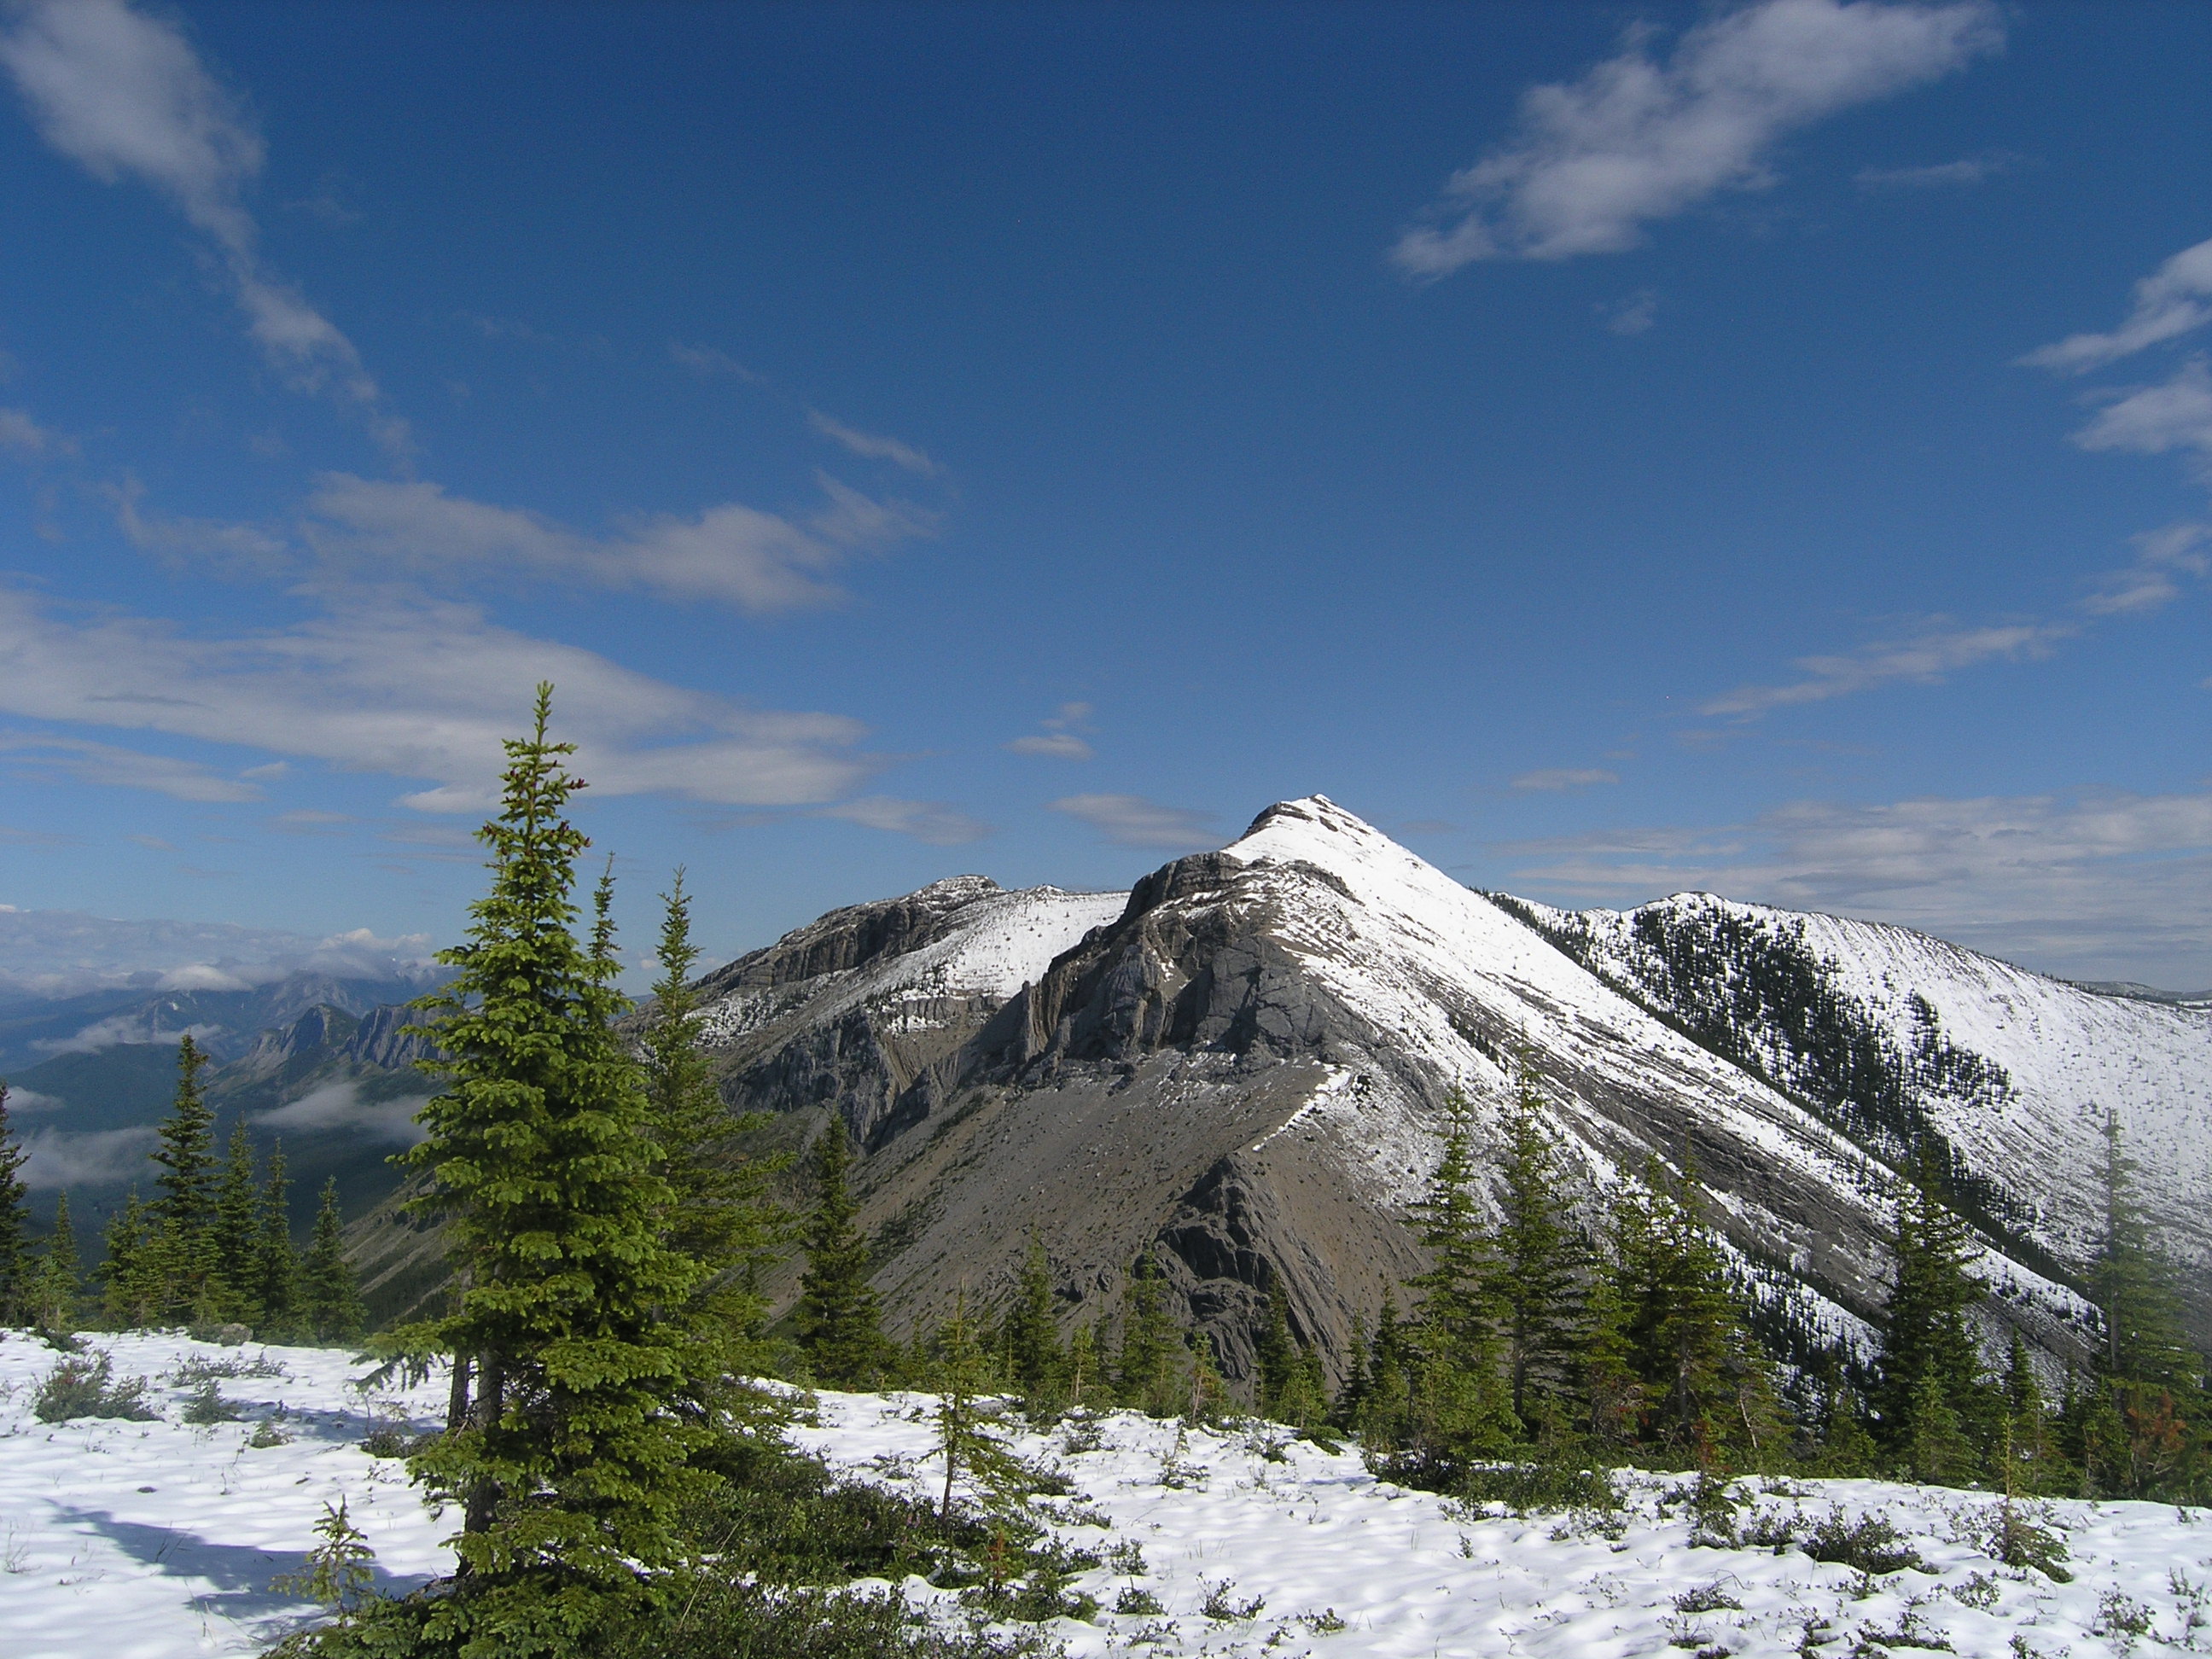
xmin=366 ymin=797 xmax=2212 ymax=1381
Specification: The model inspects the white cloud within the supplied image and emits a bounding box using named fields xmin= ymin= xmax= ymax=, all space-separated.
xmin=1391 ymin=0 xmax=2000 ymax=275
xmin=1701 ymin=620 xmax=2071 ymax=716
xmin=0 ymin=584 xmax=879 ymax=814
xmin=2021 ymin=236 xmax=2212 ymax=373
xmin=257 ymin=1081 xmax=428 ymax=1145
xmin=0 ymin=907 xmax=439 ymax=1001
xmin=0 ymin=0 xmax=409 ymax=453
xmin=36 ymin=1012 xmax=224 ymax=1057
xmin=3 ymin=1085 xmax=61 ymax=1114
xmin=1511 ymin=768 xmax=1619 ymax=791
xmin=821 ymin=795 xmax=992 ymax=845
xmin=300 ymin=471 xmax=933 ymax=613
xmin=668 ymin=341 xmax=763 ymax=382
xmin=1008 ymin=701 xmax=1096 ymax=760
xmin=1502 ymin=787 xmax=2212 ymax=984
xmin=1048 ymin=793 xmax=1218 ymax=849
xmin=1600 ymin=291 xmax=1658 ymax=335
xmin=2081 ymin=521 xmax=2210 ymax=617
xmin=1007 ymin=733 xmax=1094 ymax=760
xmin=2070 ymin=357 xmax=2212 ymax=479
xmin=0 ymin=732 xmax=263 ymax=801
xmin=20 ymin=1125 xmax=157 ymax=1189
xmin=807 ymin=410 xmax=939 ymax=477
xmin=1854 ymin=149 xmax=2015 ymax=189
xmin=109 ymin=475 xmax=288 ymax=573
xmin=0 ymin=405 xmax=73 ymax=457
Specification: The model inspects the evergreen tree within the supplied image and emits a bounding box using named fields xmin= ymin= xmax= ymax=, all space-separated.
xmin=2081 ymin=1110 xmax=2203 ymax=1499
xmin=1490 ymin=1080 xmax=1586 ymax=1435
xmin=1185 ymin=1325 xmax=1231 ymax=1423
xmin=255 ymin=1141 xmax=300 ymax=1336
xmin=1353 ymin=1294 xmax=1416 ymax=1448
xmin=1065 ymin=1321 xmax=1101 ymax=1409
xmin=1115 ymin=1249 xmax=1182 ymax=1417
xmin=397 ymin=685 xmax=711 ymax=1644
xmin=931 ymin=1290 xmax=1024 ymax=1520
xmin=300 ymin=1179 xmax=365 ymax=1343
xmin=2002 ymin=1330 xmax=2065 ymax=1493
xmin=642 ymin=870 xmax=784 ymax=1389
xmin=0 ymin=1083 xmax=29 ymax=1325
xmin=98 ymin=1189 xmax=162 ymax=1328
xmin=26 ymin=1190 xmax=79 ymax=1333
xmin=1609 ymin=1153 xmax=1776 ymax=1462
xmin=1406 ymin=1102 xmax=1511 ymax=1462
xmin=211 ymin=1121 xmax=261 ymax=1323
xmin=1255 ymin=1280 xmax=1298 ymax=1416
xmin=1871 ymin=1149 xmax=1998 ymax=1481
xmin=147 ymin=1035 xmax=218 ymax=1321
xmin=998 ymin=1236 xmax=1064 ymax=1410
xmin=792 ymin=1123 xmax=889 ymax=1387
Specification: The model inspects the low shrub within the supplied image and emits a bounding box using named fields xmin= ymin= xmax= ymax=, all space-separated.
xmin=33 ymin=1353 xmax=157 ymax=1423
xmin=182 ymin=1379 xmax=243 ymax=1424
xmin=1800 ymin=1511 xmax=1927 ymax=1576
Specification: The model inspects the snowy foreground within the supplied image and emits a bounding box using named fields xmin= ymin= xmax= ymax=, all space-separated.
xmin=4 ymin=1332 xmax=2209 ymax=1659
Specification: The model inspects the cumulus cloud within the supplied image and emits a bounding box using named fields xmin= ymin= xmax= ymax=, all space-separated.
xmin=1049 ymin=793 xmax=1218 ymax=849
xmin=1854 ymin=149 xmax=2016 ymax=189
xmin=1 ymin=0 xmax=410 ymax=454
xmin=1501 ymin=787 xmax=2212 ymax=984
xmin=297 ymin=471 xmax=934 ymax=614
xmin=1007 ymin=701 xmax=1096 ymax=760
xmin=1511 ymin=768 xmax=1619 ymax=791
xmin=20 ymin=1125 xmax=157 ymax=1189
xmin=1701 ymin=620 xmax=2071 ymax=717
xmin=0 ymin=584 xmax=879 ymax=815
xmin=807 ymin=410 xmax=939 ymax=477
xmin=2021 ymin=236 xmax=2212 ymax=374
xmin=1391 ymin=0 xmax=2000 ymax=276
xmin=820 ymin=795 xmax=992 ymax=845
xmin=256 ymin=1080 xmax=428 ymax=1145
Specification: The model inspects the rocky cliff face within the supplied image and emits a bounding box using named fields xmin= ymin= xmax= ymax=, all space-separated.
xmin=675 ymin=797 xmax=2208 ymax=1386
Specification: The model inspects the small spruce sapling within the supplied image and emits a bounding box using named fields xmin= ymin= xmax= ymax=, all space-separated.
xmin=273 ymin=1498 xmax=378 ymax=1615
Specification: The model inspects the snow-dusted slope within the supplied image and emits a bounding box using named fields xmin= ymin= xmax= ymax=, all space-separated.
xmin=9 ymin=1329 xmax=2210 ymax=1659
xmin=1537 ymin=892 xmax=2212 ymax=1295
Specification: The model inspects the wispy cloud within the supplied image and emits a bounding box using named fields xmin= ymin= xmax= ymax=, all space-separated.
xmin=0 ymin=585 xmax=880 ymax=815
xmin=820 ymin=795 xmax=992 ymax=845
xmin=109 ymin=475 xmax=288 ymax=574
xmin=2081 ymin=521 xmax=2211 ymax=616
xmin=2070 ymin=356 xmax=2212 ymax=480
xmin=0 ymin=406 xmax=73 ymax=458
xmin=0 ymin=0 xmax=410 ymax=457
xmin=2020 ymin=235 xmax=2212 ymax=374
xmin=807 ymin=410 xmax=939 ymax=478
xmin=1599 ymin=291 xmax=1658 ymax=335
xmin=0 ymin=732 xmax=263 ymax=801
xmin=257 ymin=1081 xmax=428 ymax=1146
xmin=1854 ymin=148 xmax=2016 ymax=190
xmin=1007 ymin=701 xmax=1096 ymax=760
xmin=1048 ymin=793 xmax=1217 ymax=848
xmin=20 ymin=1125 xmax=157 ymax=1189
xmin=668 ymin=341 xmax=764 ymax=383
xmin=298 ymin=471 xmax=934 ymax=614
xmin=1701 ymin=620 xmax=2071 ymax=717
xmin=0 ymin=907 xmax=434 ymax=999
xmin=1391 ymin=0 xmax=2000 ymax=276
xmin=1501 ymin=787 xmax=2212 ymax=983
xmin=1511 ymin=768 xmax=1619 ymax=791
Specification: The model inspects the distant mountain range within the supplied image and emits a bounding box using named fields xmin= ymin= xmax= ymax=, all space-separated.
xmin=347 ymin=796 xmax=2212 ymax=1382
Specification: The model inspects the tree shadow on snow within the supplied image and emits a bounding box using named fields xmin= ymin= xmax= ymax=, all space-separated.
xmin=67 ymin=1509 xmax=432 ymax=1621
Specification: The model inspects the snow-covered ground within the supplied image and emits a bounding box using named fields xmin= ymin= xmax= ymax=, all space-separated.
xmin=7 ymin=1330 xmax=2209 ymax=1659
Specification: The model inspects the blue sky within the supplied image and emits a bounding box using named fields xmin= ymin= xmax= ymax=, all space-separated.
xmin=2 ymin=0 xmax=2209 ymax=990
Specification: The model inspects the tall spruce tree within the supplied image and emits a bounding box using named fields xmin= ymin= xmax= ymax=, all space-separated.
xmin=255 ymin=1141 xmax=300 ymax=1336
xmin=1609 ymin=1153 xmax=1775 ymax=1462
xmin=1489 ymin=1079 xmax=1586 ymax=1435
xmin=999 ymin=1236 xmax=1064 ymax=1410
xmin=641 ymin=870 xmax=783 ymax=1393
xmin=1871 ymin=1149 xmax=1998 ymax=1483
xmin=148 ymin=1036 xmax=218 ymax=1321
xmin=2081 ymin=1110 xmax=2203 ymax=1499
xmin=1406 ymin=1102 xmax=1511 ymax=1463
xmin=211 ymin=1121 xmax=261 ymax=1323
xmin=1115 ymin=1248 xmax=1182 ymax=1417
xmin=793 ymin=1123 xmax=889 ymax=1388
xmin=398 ymin=685 xmax=711 ymax=1647
xmin=27 ymin=1190 xmax=79 ymax=1332
xmin=300 ymin=1179 xmax=365 ymax=1343
xmin=0 ymin=1082 xmax=29 ymax=1325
